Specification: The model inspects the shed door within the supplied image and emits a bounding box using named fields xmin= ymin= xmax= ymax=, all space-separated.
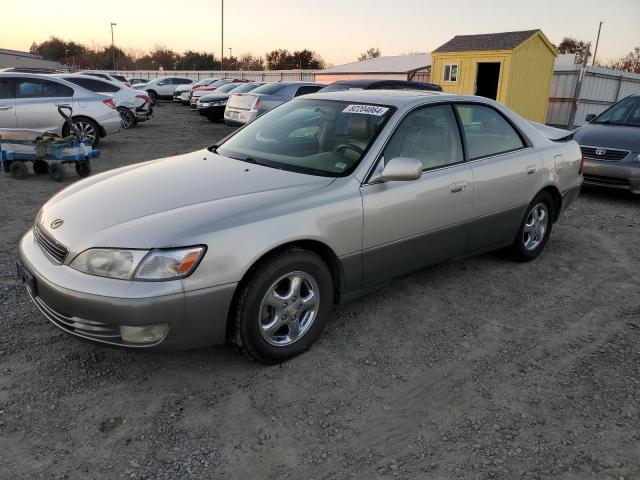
xmin=475 ymin=63 xmax=501 ymax=100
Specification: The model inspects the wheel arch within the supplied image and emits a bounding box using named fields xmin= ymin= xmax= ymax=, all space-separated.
xmin=539 ymin=184 xmax=562 ymax=222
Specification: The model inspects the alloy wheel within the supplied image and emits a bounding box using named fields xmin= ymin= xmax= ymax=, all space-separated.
xmin=258 ymin=271 xmax=320 ymax=347
xmin=523 ymin=202 xmax=548 ymax=251
xmin=74 ymin=121 xmax=96 ymax=143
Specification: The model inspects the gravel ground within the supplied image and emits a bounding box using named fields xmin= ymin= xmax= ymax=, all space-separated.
xmin=1 ymin=102 xmax=639 ymax=480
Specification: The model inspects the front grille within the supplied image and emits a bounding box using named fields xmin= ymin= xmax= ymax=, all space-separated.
xmin=583 ymin=174 xmax=631 ymax=188
xmin=32 ymin=294 xmax=121 ymax=339
xmin=34 ymin=224 xmax=68 ymax=264
xmin=581 ymin=146 xmax=630 ymax=162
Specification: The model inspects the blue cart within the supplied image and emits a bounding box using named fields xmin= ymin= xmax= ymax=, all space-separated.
xmin=0 ymin=105 xmax=98 ymax=182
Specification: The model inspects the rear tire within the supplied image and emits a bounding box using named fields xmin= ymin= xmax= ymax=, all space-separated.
xmin=33 ymin=160 xmax=49 ymax=175
xmin=508 ymin=191 xmax=554 ymax=262
xmin=75 ymin=160 xmax=91 ymax=178
xmin=48 ymin=162 xmax=64 ymax=182
xmin=117 ymin=107 xmax=135 ymax=129
xmin=64 ymin=118 xmax=100 ymax=147
xmin=147 ymin=90 xmax=157 ymax=104
xmin=230 ymin=248 xmax=334 ymax=364
xmin=9 ymin=161 xmax=28 ymax=180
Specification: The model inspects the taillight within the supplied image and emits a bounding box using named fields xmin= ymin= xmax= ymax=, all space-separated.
xmin=251 ymin=97 xmax=261 ymax=111
xmin=579 ymin=154 xmax=585 ymax=175
xmin=125 ymin=82 xmax=132 ymax=87
xmin=103 ymin=98 xmax=116 ymax=109
xmin=136 ymin=94 xmax=150 ymax=103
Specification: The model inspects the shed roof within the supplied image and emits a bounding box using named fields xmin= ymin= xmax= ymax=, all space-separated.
xmin=433 ymin=30 xmax=540 ymax=53
xmin=318 ymin=54 xmax=431 ymax=75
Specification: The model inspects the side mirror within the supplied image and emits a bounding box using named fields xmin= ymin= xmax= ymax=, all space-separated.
xmin=370 ymin=157 xmax=423 ymax=184
xmin=585 ymin=113 xmax=596 ymax=122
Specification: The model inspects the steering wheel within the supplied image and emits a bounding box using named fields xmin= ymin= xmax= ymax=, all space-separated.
xmin=335 ymin=143 xmax=364 ymax=156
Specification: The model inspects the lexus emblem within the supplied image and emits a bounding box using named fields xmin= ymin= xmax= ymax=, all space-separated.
xmin=595 ymin=148 xmax=607 ymax=156
xmin=51 ymin=219 xmax=64 ymax=229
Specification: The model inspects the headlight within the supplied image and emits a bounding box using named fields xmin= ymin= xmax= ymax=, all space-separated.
xmin=70 ymin=246 xmax=205 ymax=280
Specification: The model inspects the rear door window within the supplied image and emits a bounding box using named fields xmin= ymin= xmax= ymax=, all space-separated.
xmin=455 ymin=104 xmax=525 ymax=159
xmin=0 ymin=79 xmax=15 ymax=99
xmin=17 ymin=79 xmax=73 ymax=98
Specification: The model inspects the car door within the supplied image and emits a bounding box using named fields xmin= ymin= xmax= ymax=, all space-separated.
xmin=454 ymin=103 xmax=542 ymax=251
xmin=0 ymin=78 xmax=17 ymax=128
xmin=15 ymin=78 xmax=74 ymax=133
xmin=360 ymin=103 xmax=474 ymax=286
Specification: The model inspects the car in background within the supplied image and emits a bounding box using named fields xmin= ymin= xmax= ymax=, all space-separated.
xmin=189 ymin=79 xmax=248 ymax=107
xmin=17 ymin=91 xmax=582 ymax=363
xmin=0 ymin=67 xmax=65 ymax=74
xmin=134 ymin=76 xmax=194 ymax=102
xmin=174 ymin=78 xmax=220 ymax=104
xmin=573 ymin=94 xmax=640 ymax=194
xmin=318 ymin=79 xmax=443 ymax=93
xmin=224 ymin=81 xmax=323 ymax=126
xmin=78 ymin=71 xmax=131 ymax=87
xmin=128 ymin=78 xmax=148 ymax=86
xmin=54 ymin=74 xmax=153 ymax=129
xmin=196 ymin=82 xmax=264 ymax=121
xmin=0 ymin=73 xmax=120 ymax=146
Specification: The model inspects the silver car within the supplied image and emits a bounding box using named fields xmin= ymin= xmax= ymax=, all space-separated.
xmin=224 ymin=81 xmax=324 ymax=126
xmin=0 ymin=73 xmax=121 ymax=147
xmin=17 ymin=91 xmax=582 ymax=363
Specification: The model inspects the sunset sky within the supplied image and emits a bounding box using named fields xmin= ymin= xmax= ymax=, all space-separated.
xmin=3 ymin=0 xmax=638 ymax=65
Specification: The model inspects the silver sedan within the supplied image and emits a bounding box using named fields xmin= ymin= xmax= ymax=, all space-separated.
xmin=17 ymin=90 xmax=583 ymax=363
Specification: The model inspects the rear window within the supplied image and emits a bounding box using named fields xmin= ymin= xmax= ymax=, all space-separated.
xmin=231 ymin=83 xmax=263 ymax=94
xmin=251 ymin=83 xmax=286 ymax=95
xmin=319 ymin=84 xmax=362 ymax=93
xmin=64 ymin=77 xmax=120 ymax=93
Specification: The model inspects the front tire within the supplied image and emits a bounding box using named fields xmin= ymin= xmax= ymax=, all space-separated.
xmin=231 ymin=248 xmax=334 ymax=364
xmin=508 ymin=191 xmax=554 ymax=262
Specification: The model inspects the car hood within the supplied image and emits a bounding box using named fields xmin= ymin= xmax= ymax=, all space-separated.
xmin=39 ymin=150 xmax=334 ymax=251
xmin=573 ymin=123 xmax=640 ymax=151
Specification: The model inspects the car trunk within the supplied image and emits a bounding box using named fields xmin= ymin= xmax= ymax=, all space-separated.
xmin=228 ymin=93 xmax=258 ymax=111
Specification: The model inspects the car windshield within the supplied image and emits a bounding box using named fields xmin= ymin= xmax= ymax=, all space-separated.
xmin=217 ymin=83 xmax=242 ymax=93
xmin=592 ymin=96 xmax=640 ymax=127
xmin=216 ymin=99 xmax=394 ymax=176
xmin=232 ymin=83 xmax=263 ymax=94
xmin=209 ymin=79 xmax=230 ymax=88
xmin=250 ymin=83 xmax=285 ymax=95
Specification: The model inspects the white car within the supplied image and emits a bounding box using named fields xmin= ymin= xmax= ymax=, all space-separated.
xmin=0 ymin=73 xmax=121 ymax=146
xmin=175 ymin=78 xmax=221 ymax=105
xmin=133 ymin=77 xmax=194 ymax=102
xmin=78 ymin=71 xmax=131 ymax=87
xmin=55 ymin=75 xmax=153 ymax=129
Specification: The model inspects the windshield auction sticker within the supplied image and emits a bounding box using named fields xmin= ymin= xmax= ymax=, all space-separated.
xmin=343 ymin=104 xmax=389 ymax=116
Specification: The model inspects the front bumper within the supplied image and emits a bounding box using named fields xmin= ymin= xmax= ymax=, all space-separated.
xmin=583 ymin=158 xmax=640 ymax=194
xmin=18 ymin=229 xmax=236 ymax=351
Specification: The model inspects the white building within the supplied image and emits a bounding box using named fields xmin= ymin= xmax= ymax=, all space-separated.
xmin=0 ymin=48 xmax=62 ymax=70
xmin=314 ymin=54 xmax=432 ymax=84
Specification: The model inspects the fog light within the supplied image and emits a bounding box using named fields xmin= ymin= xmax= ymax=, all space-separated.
xmin=119 ymin=324 xmax=169 ymax=343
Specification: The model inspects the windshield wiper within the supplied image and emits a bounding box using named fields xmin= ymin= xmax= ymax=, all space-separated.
xmin=208 ymin=144 xmax=220 ymax=153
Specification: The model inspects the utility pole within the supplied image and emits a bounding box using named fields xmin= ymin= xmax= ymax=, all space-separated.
xmin=228 ymin=47 xmax=232 ymax=70
xmin=110 ymin=22 xmax=117 ymax=70
xmin=592 ymin=21 xmax=603 ymax=66
xmin=220 ymin=0 xmax=224 ymax=71
xmin=568 ymin=44 xmax=591 ymax=130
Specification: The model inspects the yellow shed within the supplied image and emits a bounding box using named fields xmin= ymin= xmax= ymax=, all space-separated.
xmin=431 ymin=30 xmax=557 ymax=123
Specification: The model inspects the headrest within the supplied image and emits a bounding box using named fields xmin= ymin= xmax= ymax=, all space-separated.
xmin=346 ymin=115 xmax=373 ymax=139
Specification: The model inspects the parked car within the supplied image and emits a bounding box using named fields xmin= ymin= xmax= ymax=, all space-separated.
xmin=174 ymin=78 xmax=220 ymax=104
xmin=189 ymin=80 xmax=250 ymax=109
xmin=128 ymin=78 xmax=148 ymax=86
xmin=77 ymin=71 xmax=131 ymax=87
xmin=224 ymin=81 xmax=324 ymax=126
xmin=573 ymin=94 xmax=640 ymax=194
xmin=197 ymin=82 xmax=264 ymax=121
xmin=0 ymin=73 xmax=121 ymax=146
xmin=17 ymin=91 xmax=582 ymax=363
xmin=54 ymin=74 xmax=153 ymax=129
xmin=133 ymin=77 xmax=194 ymax=102
xmin=319 ymin=79 xmax=443 ymax=93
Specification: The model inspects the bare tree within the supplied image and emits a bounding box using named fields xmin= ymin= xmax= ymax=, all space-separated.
xmin=358 ymin=48 xmax=381 ymax=61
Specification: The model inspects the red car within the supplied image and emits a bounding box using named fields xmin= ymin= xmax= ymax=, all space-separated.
xmin=188 ymin=79 xmax=248 ymax=102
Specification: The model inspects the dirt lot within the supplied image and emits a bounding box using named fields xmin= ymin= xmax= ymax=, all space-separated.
xmin=1 ymin=102 xmax=639 ymax=480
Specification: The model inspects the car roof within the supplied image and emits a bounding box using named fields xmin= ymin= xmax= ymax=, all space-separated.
xmin=52 ymin=73 xmax=122 ymax=85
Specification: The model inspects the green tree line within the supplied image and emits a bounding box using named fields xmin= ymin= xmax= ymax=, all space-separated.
xmin=29 ymin=37 xmax=326 ymax=71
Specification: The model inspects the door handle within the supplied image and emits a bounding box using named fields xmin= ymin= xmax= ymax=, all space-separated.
xmin=449 ymin=181 xmax=467 ymax=193
xmin=0 ymin=106 xmax=14 ymax=111
xmin=526 ymin=165 xmax=538 ymax=175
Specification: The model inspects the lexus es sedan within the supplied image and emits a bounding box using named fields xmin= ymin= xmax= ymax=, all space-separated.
xmin=17 ymin=91 xmax=583 ymax=364
xmin=573 ymin=94 xmax=640 ymax=194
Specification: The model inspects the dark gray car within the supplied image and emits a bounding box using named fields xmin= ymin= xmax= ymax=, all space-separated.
xmin=224 ymin=81 xmax=323 ymax=126
xmin=573 ymin=94 xmax=640 ymax=193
